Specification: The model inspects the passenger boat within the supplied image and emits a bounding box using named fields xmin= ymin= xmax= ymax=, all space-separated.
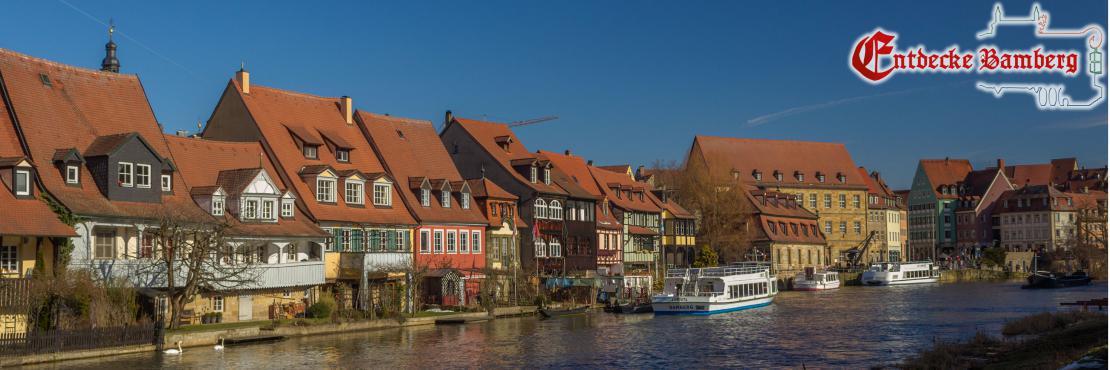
xmin=1022 ymin=271 xmax=1092 ymax=289
xmin=792 ymin=268 xmax=840 ymax=291
xmin=860 ymin=261 xmax=940 ymax=286
xmin=652 ymin=263 xmax=777 ymax=315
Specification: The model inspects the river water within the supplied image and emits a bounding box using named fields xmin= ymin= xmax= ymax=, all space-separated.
xmin=29 ymin=281 xmax=1107 ymax=369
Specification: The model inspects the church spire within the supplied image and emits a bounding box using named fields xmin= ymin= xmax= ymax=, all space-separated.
xmin=100 ymin=20 xmax=120 ymax=73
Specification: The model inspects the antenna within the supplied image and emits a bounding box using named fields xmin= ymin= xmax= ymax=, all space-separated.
xmin=508 ymin=116 xmax=559 ymax=128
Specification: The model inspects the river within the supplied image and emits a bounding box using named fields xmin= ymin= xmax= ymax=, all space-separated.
xmin=28 ymin=281 xmax=1107 ymax=369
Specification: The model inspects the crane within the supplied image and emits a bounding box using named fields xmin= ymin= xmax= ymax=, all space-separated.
xmin=508 ymin=116 xmax=559 ymax=127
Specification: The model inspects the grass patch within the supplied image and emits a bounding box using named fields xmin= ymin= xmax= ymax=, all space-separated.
xmin=901 ymin=311 xmax=1108 ymax=369
xmin=411 ymin=311 xmax=461 ymax=318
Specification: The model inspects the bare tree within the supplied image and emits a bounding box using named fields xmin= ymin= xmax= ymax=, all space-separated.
xmin=651 ymin=156 xmax=754 ymax=264
xmin=136 ymin=210 xmax=261 ymax=329
xmin=1072 ymin=200 xmax=1108 ymax=278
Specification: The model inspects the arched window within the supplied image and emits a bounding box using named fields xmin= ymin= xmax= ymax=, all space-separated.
xmin=535 ymin=238 xmax=547 ymax=258
xmin=549 ymin=200 xmax=562 ymax=220
xmin=549 ymin=239 xmax=562 ymax=257
xmin=534 ymin=199 xmax=547 ymax=219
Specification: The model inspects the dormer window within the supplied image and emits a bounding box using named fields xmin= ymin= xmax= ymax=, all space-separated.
xmin=281 ymin=198 xmax=294 ymax=217
xmin=837 ymin=173 xmax=846 ymax=183
xmin=530 ymin=166 xmax=538 ymax=183
xmin=161 ymin=174 xmax=172 ymax=192
xmin=421 ymin=188 xmax=431 ymax=207
xmin=816 ymin=172 xmax=825 ymax=183
xmin=796 ymin=171 xmax=805 ymax=182
xmin=212 ymin=195 xmax=225 ymax=216
xmin=316 ymin=176 xmax=336 ymax=203
xmin=14 ymin=169 xmax=30 ymax=196
xmin=117 ymin=162 xmax=133 ymax=187
xmin=373 ymin=183 xmax=392 ymax=206
xmin=461 ymin=191 xmax=470 ymax=209
xmin=544 ymin=167 xmax=551 ymax=185
xmin=244 ymin=199 xmax=258 ymax=219
xmin=345 ymin=179 xmax=364 ymax=205
xmin=441 ymin=189 xmax=451 ymax=208
xmin=731 ymin=170 xmax=740 ymax=180
xmin=752 ymin=170 xmax=762 ymax=181
xmin=66 ymin=165 xmax=79 ymax=184
xmin=774 ymin=170 xmax=783 ymax=182
xmin=336 ymin=149 xmax=350 ymax=163
xmin=303 ymin=145 xmax=318 ymax=159
xmin=261 ymin=199 xmax=275 ymax=220
xmin=135 ymin=164 xmax=151 ymax=188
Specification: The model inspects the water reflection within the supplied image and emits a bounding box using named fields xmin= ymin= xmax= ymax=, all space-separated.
xmin=31 ymin=281 xmax=1106 ymax=369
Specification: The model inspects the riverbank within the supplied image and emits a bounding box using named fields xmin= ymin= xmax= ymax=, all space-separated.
xmin=901 ymin=310 xmax=1108 ymax=368
xmin=1 ymin=306 xmax=536 ymax=367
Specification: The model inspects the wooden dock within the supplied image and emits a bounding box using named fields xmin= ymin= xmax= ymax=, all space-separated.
xmin=223 ymin=335 xmax=287 ymax=345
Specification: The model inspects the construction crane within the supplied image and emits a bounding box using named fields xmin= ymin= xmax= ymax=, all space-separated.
xmin=845 ymin=231 xmax=878 ymax=268
xmin=508 ymin=116 xmax=558 ymax=127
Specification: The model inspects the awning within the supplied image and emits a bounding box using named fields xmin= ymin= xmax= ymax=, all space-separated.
xmin=627 ymin=226 xmax=658 ymax=236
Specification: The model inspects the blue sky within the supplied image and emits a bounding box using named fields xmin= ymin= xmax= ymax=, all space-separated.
xmin=0 ymin=0 xmax=1106 ymax=189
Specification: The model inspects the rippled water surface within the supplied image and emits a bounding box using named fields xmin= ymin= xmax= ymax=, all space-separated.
xmin=31 ymin=281 xmax=1107 ymax=369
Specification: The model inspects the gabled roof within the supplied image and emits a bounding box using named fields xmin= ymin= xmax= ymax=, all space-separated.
xmin=538 ymin=150 xmax=604 ymax=198
xmin=690 ymin=135 xmax=867 ymax=189
xmin=447 ymin=116 xmax=567 ymax=196
xmin=164 ymin=135 xmax=326 ymax=238
xmin=51 ymin=148 xmax=83 ymax=163
xmin=467 ymin=178 xmax=517 ymax=200
xmin=357 ymin=111 xmax=487 ymax=226
xmin=0 ymin=81 xmax=74 ymax=237
xmin=994 ymin=185 xmax=1083 ymax=214
xmin=0 ymin=48 xmax=206 ymax=220
xmin=1004 ymin=163 xmax=1052 ymax=187
xmin=918 ymin=159 xmax=973 ymax=199
xmin=588 ymin=165 xmax=661 ymax=213
xmin=210 ymin=80 xmax=415 ymax=226
xmin=83 ymin=132 xmax=161 ymax=158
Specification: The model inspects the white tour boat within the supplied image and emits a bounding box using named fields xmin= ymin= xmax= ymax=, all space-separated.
xmin=792 ymin=267 xmax=840 ymax=291
xmin=652 ymin=263 xmax=777 ymax=315
xmin=860 ymin=261 xmax=940 ymax=286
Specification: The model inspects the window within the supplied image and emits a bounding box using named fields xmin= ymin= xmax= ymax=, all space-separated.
xmin=212 ymin=196 xmax=225 ymax=216
xmin=461 ymin=191 xmax=470 ymax=209
xmin=13 ymin=169 xmax=30 ymax=196
xmin=317 ymin=177 xmax=336 ymax=202
xmin=472 ymin=232 xmax=481 ymax=253
xmin=345 ymin=181 xmax=364 ymax=205
xmin=839 ymin=222 xmax=847 ymax=233
xmin=66 ymin=165 xmax=79 ymax=184
xmin=211 ymin=296 xmax=224 ymax=312
xmin=0 ymin=246 xmax=18 ymax=275
xmin=460 ymin=231 xmax=469 ymax=253
xmin=549 ymin=200 xmax=563 ymax=220
xmin=261 ymin=199 xmax=275 ymax=220
xmin=853 ymin=195 xmax=860 ymax=208
xmin=336 ymin=149 xmax=349 ymax=163
xmin=441 ymin=190 xmax=451 ymax=208
xmin=244 ymin=199 xmax=258 ymax=219
xmin=854 ymin=221 xmax=861 ymax=234
xmin=421 ymin=188 xmax=431 ymax=207
xmin=135 ymin=164 xmax=151 ymax=188
xmin=544 ymin=168 xmax=551 ymax=185
xmin=281 ymin=200 xmax=294 ymax=217
xmin=447 ymin=231 xmax=456 ymax=253
xmin=824 ymin=194 xmax=832 ymax=208
xmin=420 ymin=231 xmax=430 ymax=253
xmin=434 ymin=231 xmax=443 ymax=253
xmin=303 ymin=145 xmax=318 ymax=159
xmin=549 ymin=239 xmax=562 ymax=257
xmin=839 ymin=194 xmax=846 ymax=208
xmin=94 ymin=230 xmax=116 ymax=259
xmin=117 ymin=162 xmax=133 ymax=187
xmin=534 ymin=199 xmax=548 ymax=219
xmin=373 ymin=183 xmax=392 ymax=206
xmin=825 ymin=221 xmax=832 ymax=233
xmin=530 ymin=166 xmax=538 ymax=183
xmin=535 ymin=238 xmax=546 ymax=258
xmin=809 ymin=194 xmax=817 ymax=208
xmin=161 ymin=174 xmax=171 ymax=191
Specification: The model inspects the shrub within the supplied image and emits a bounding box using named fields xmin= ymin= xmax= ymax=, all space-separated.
xmin=1002 ymin=311 xmax=1103 ymax=336
xmin=307 ymin=294 xmax=336 ymax=319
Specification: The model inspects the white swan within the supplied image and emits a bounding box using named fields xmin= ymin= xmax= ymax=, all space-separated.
xmin=214 ymin=337 xmax=225 ymax=351
xmin=164 ymin=341 xmax=183 ymax=355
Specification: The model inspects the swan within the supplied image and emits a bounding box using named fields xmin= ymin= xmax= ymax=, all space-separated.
xmin=214 ymin=337 xmax=225 ymax=351
xmin=164 ymin=341 xmax=183 ymax=355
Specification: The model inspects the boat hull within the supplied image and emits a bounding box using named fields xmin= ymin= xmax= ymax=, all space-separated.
xmin=1022 ymin=274 xmax=1092 ymax=289
xmin=861 ymin=276 xmax=938 ymax=286
xmin=652 ymin=297 xmax=773 ymax=315
xmin=793 ymin=281 xmax=840 ymax=291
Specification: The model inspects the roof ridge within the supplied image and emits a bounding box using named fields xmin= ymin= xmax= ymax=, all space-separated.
xmin=696 ymin=135 xmax=846 ymax=147
xmin=357 ymin=111 xmax=432 ymax=125
xmin=0 ymin=48 xmax=140 ymax=80
xmin=248 ymin=82 xmax=340 ymax=101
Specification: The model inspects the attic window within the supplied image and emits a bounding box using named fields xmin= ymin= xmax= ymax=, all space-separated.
xmin=14 ymin=169 xmax=31 ymax=196
xmin=773 ymin=170 xmax=783 ymax=182
xmin=530 ymin=166 xmax=538 ymax=183
xmin=396 ymin=130 xmax=405 ymax=139
xmin=752 ymin=170 xmax=762 ymax=181
xmin=66 ymin=165 xmax=80 ymax=184
xmin=837 ymin=173 xmax=846 ymax=183
xmin=543 ymin=167 xmax=551 ymax=185
xmin=795 ymin=171 xmax=804 ymax=182
xmin=816 ymin=172 xmax=825 ymax=183
xmin=336 ymin=149 xmax=350 ymax=163
xmin=303 ymin=145 xmax=318 ymax=159
xmin=39 ymin=73 xmax=52 ymax=87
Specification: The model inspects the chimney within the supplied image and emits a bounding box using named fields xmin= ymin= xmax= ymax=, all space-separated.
xmin=236 ymin=67 xmax=250 ymax=94
xmin=587 ymin=160 xmax=594 ymax=166
xmin=340 ymin=96 xmax=353 ymax=125
xmin=996 ymin=158 xmax=1005 ymax=169
xmin=637 ymin=165 xmax=645 ymax=177
xmin=564 ymin=149 xmax=571 ymax=155
xmin=175 ymin=130 xmax=189 ymax=137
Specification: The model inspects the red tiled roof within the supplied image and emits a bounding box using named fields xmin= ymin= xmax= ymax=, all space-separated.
xmin=211 ymin=80 xmax=415 ymax=226
xmin=1004 ymin=163 xmax=1052 ymax=187
xmin=164 ymin=135 xmax=327 ymax=238
xmin=691 ymin=135 xmax=866 ymax=189
xmin=753 ymin=214 xmax=826 ymax=245
xmin=448 ymin=117 xmax=567 ymax=196
xmin=919 ymin=159 xmax=973 ymax=199
xmin=537 ymin=150 xmax=605 ymax=198
xmin=467 ymin=178 xmax=517 ymax=200
xmin=597 ymin=165 xmax=631 ymax=175
xmin=588 ymin=165 xmax=661 ymax=213
xmin=627 ymin=225 xmax=657 ymax=236
xmin=0 ymin=97 xmax=73 ymax=237
xmin=1050 ymin=158 xmax=1078 ymax=185
xmin=0 ymin=48 xmax=207 ymax=221
xmin=357 ymin=111 xmax=487 ymax=226
xmin=993 ymin=185 xmax=1085 ymax=214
